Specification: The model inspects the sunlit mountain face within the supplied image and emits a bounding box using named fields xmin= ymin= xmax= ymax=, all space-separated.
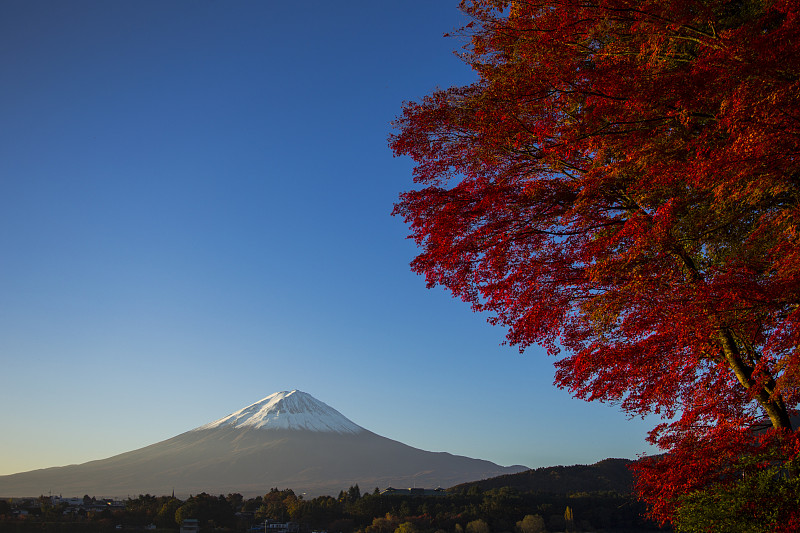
xmin=194 ymin=390 xmax=366 ymax=433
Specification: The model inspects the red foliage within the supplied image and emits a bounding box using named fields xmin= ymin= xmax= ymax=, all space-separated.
xmin=391 ymin=0 xmax=800 ymax=525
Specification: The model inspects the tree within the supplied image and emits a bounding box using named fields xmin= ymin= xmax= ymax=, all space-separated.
xmin=515 ymin=514 xmax=545 ymax=533
xmin=395 ymin=521 xmax=418 ymax=533
xmin=226 ymin=493 xmax=244 ymax=513
xmin=564 ymin=506 xmax=574 ymax=533
xmin=174 ymin=499 xmax=198 ymax=527
xmin=155 ymin=498 xmax=181 ymax=529
xmin=390 ymin=0 xmax=800 ymax=528
xmin=672 ymin=454 xmax=800 ymax=532
xmin=175 ymin=493 xmax=235 ymax=530
xmin=365 ymin=513 xmax=401 ymax=533
xmin=466 ymin=518 xmax=491 ymax=533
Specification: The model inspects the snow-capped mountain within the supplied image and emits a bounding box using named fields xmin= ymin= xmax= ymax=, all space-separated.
xmin=195 ymin=390 xmax=365 ymax=433
xmin=0 ymin=390 xmax=529 ymax=498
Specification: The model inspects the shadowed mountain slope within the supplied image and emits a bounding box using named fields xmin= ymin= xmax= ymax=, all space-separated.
xmin=450 ymin=458 xmax=636 ymax=494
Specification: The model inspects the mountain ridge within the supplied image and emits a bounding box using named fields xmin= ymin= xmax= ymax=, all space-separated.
xmin=450 ymin=458 xmax=636 ymax=494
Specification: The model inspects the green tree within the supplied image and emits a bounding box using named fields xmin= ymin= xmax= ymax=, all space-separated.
xmin=173 ymin=493 xmax=234 ymax=530
xmin=395 ymin=521 xmax=418 ymax=533
xmin=174 ymin=500 xmax=198 ymax=526
xmin=243 ymin=495 xmax=263 ymax=513
xmin=674 ymin=455 xmax=800 ymax=532
xmin=466 ymin=519 xmax=490 ymax=533
xmin=348 ymin=484 xmax=362 ymax=502
xmin=365 ymin=513 xmax=400 ymax=533
xmin=226 ymin=493 xmax=244 ymax=512
xmin=258 ymin=501 xmax=289 ymax=522
xmin=515 ymin=514 xmax=545 ymax=533
xmin=0 ymin=499 xmax=11 ymax=518
xmin=155 ymin=497 xmax=182 ymax=529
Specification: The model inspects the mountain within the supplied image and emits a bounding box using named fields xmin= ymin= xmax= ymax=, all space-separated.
xmin=0 ymin=390 xmax=528 ymax=498
xmin=451 ymin=458 xmax=636 ymax=494
xmin=194 ymin=390 xmax=365 ymax=433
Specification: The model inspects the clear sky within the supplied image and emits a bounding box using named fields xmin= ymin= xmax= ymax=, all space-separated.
xmin=0 ymin=0 xmax=659 ymax=479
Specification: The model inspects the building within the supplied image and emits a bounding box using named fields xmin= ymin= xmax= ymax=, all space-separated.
xmin=180 ymin=519 xmax=200 ymax=533
xmin=249 ymin=520 xmax=300 ymax=533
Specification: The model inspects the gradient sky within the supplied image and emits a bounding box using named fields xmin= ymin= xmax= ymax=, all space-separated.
xmin=0 ymin=0 xmax=659 ymax=480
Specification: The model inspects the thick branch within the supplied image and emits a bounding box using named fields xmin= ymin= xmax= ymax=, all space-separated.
xmin=717 ymin=329 xmax=793 ymax=431
xmin=667 ymin=244 xmax=793 ymax=431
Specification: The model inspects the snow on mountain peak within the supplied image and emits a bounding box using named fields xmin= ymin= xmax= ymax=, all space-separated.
xmin=194 ymin=390 xmax=366 ymax=434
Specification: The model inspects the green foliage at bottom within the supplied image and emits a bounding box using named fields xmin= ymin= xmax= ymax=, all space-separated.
xmin=674 ymin=460 xmax=800 ymax=533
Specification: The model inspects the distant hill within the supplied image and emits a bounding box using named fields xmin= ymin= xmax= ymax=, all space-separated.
xmin=450 ymin=458 xmax=636 ymax=494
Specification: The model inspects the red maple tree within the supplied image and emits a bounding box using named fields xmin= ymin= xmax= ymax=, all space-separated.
xmin=391 ymin=0 xmax=800 ymax=528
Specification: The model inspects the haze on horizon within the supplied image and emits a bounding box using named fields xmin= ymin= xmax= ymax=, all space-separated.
xmin=0 ymin=0 xmax=659 ymax=478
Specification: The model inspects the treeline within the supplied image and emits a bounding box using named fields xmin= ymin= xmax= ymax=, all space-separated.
xmin=0 ymin=485 xmax=666 ymax=532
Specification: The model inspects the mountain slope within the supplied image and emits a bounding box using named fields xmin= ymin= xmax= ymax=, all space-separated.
xmin=0 ymin=391 xmax=528 ymax=498
xmin=451 ymin=458 xmax=636 ymax=494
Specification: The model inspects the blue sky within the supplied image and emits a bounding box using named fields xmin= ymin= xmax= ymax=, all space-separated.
xmin=0 ymin=0 xmax=658 ymax=480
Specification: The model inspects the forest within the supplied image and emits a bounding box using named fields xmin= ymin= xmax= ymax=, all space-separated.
xmin=0 ymin=484 xmax=663 ymax=533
